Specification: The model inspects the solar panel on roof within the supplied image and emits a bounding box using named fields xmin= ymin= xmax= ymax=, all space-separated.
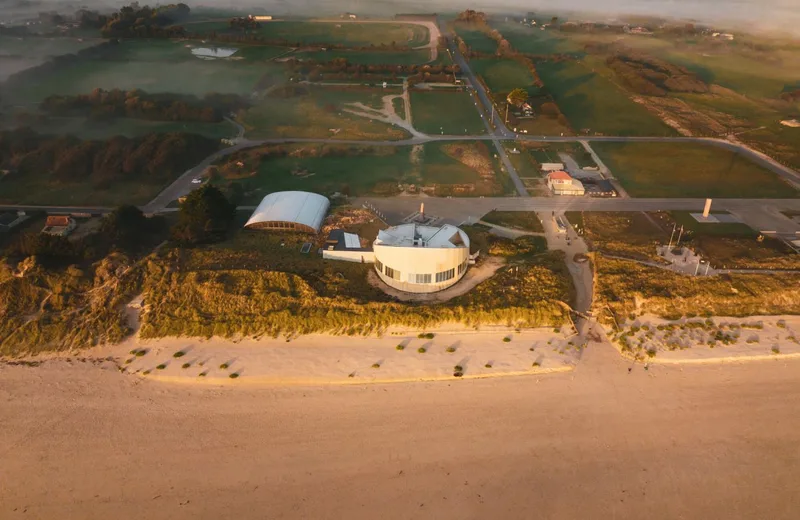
xmin=343 ymin=233 xmax=360 ymax=249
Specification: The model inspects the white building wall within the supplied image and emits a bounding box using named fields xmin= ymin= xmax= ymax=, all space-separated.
xmin=373 ymin=244 xmax=469 ymax=293
xmin=322 ymin=250 xmax=375 ymax=263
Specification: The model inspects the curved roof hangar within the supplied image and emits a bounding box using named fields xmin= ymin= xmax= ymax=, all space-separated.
xmin=244 ymin=191 xmax=330 ymax=233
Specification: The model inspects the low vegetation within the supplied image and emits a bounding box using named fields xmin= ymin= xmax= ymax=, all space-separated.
xmin=594 ymin=257 xmax=800 ymax=325
xmin=409 ymin=89 xmax=486 ymax=135
xmin=481 ymin=211 xmax=544 ymax=232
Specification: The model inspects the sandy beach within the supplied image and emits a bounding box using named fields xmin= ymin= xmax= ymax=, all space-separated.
xmin=2 ymin=337 xmax=800 ymax=519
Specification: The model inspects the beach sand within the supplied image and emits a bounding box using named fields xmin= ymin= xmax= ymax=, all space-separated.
xmin=2 ymin=338 xmax=800 ymax=519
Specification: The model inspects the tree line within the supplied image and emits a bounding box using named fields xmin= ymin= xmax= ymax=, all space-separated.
xmin=78 ymin=3 xmax=190 ymax=38
xmin=39 ymin=89 xmax=249 ymax=123
xmin=0 ymin=129 xmax=216 ymax=185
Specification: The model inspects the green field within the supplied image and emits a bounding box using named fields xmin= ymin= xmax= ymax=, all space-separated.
xmin=292 ymin=49 xmax=432 ymax=65
xmin=187 ymin=21 xmax=429 ymax=47
xmin=241 ymin=86 xmax=409 ymax=140
xmin=592 ymin=142 xmax=797 ymax=198
xmin=537 ymin=60 xmax=677 ymax=136
xmin=409 ymin=89 xmax=486 ymax=135
xmin=490 ymin=22 xmax=584 ymax=56
xmin=454 ymin=24 xmax=498 ymax=54
xmin=3 ymin=40 xmax=273 ymax=103
xmin=233 ymin=45 xmax=292 ymax=61
xmin=470 ymin=59 xmax=536 ymax=93
xmin=481 ymin=211 xmax=544 ymax=232
xmin=214 ymin=141 xmax=504 ymax=199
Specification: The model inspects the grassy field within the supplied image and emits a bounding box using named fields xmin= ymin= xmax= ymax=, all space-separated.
xmin=567 ymin=211 xmax=671 ymax=263
xmin=213 ymin=141 xmax=507 ymax=199
xmin=292 ymin=49 xmax=432 ymax=65
xmin=0 ymin=176 xmax=174 ymax=206
xmin=537 ymin=60 xmax=677 ymax=136
xmin=591 ymin=142 xmax=797 ymax=198
xmin=454 ymin=24 xmax=498 ymax=54
xmin=3 ymin=40 xmax=271 ymax=103
xmin=187 ymin=21 xmax=429 ymax=47
xmin=470 ymin=59 xmax=536 ymax=93
xmin=1 ymin=117 xmax=237 ymax=140
xmin=409 ymin=89 xmax=486 ymax=135
xmin=489 ymin=22 xmax=584 ymax=56
xmin=481 ymin=211 xmax=544 ymax=232
xmin=241 ymin=86 xmax=409 ymax=140
xmin=232 ymin=45 xmax=292 ymax=61
xmin=0 ymin=36 xmax=100 ymax=81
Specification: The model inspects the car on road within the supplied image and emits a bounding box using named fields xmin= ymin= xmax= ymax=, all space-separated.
xmin=191 ymin=178 xmax=203 ymax=185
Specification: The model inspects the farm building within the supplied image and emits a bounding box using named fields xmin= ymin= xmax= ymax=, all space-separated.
xmin=322 ymin=229 xmax=375 ymax=263
xmin=41 ymin=215 xmax=76 ymax=237
xmin=245 ymin=191 xmax=330 ymax=233
xmin=373 ymin=223 xmax=471 ymax=293
xmin=547 ymin=171 xmax=585 ymax=196
xmin=249 ymin=15 xmax=273 ymax=21
xmin=540 ymin=162 xmax=565 ymax=172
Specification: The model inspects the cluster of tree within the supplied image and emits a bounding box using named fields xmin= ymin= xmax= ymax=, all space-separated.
xmin=39 ymin=88 xmax=248 ymax=123
xmin=283 ymin=58 xmax=459 ymax=84
xmin=171 ymin=185 xmax=236 ymax=245
xmin=78 ymin=3 xmax=190 ymax=38
xmin=228 ymin=16 xmax=261 ymax=31
xmin=456 ymin=10 xmax=488 ymax=24
xmin=185 ymin=30 xmax=413 ymax=52
xmin=4 ymin=205 xmax=167 ymax=268
xmin=2 ymin=40 xmax=119 ymax=90
xmin=781 ymin=89 xmax=800 ymax=102
xmin=606 ymin=53 xmax=709 ymax=96
xmin=0 ymin=129 xmax=216 ymax=185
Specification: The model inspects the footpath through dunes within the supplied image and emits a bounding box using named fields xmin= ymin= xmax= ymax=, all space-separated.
xmin=2 ymin=352 xmax=800 ymax=519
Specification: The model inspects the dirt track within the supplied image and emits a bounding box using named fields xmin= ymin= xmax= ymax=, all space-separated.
xmin=2 ymin=346 xmax=799 ymax=519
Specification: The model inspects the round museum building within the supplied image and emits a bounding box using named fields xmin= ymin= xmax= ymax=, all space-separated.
xmin=373 ymin=223 xmax=471 ymax=293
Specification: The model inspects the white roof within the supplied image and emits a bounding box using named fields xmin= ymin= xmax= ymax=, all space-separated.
xmin=375 ymin=224 xmax=469 ymax=249
xmin=343 ymin=232 xmax=361 ymax=249
xmin=244 ymin=191 xmax=330 ymax=232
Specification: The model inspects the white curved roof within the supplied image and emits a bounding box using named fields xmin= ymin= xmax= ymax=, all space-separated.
xmin=245 ymin=191 xmax=330 ymax=232
xmin=375 ymin=223 xmax=469 ymax=249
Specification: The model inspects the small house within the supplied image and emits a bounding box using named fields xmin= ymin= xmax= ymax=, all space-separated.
xmin=42 ymin=215 xmax=76 ymax=236
xmin=547 ymin=171 xmax=585 ymax=196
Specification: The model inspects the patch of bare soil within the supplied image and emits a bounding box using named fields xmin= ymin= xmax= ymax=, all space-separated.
xmin=442 ymin=142 xmax=494 ymax=179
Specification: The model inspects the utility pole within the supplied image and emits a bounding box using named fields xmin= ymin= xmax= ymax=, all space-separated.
xmin=695 ymin=262 xmax=700 ymax=276
xmin=505 ymin=103 xmax=509 ymax=124
xmin=705 ymin=262 xmax=711 ymax=275
xmin=675 ymin=225 xmax=684 ymax=248
xmin=667 ymin=223 xmax=676 ymax=251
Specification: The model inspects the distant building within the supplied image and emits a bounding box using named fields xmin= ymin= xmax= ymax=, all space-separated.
xmin=249 ymin=15 xmax=273 ymax=21
xmin=540 ymin=162 xmax=565 ymax=172
xmin=42 ymin=215 xmax=76 ymax=236
xmin=373 ymin=223 xmax=471 ymax=293
xmin=780 ymin=119 xmax=800 ymax=128
xmin=547 ymin=171 xmax=585 ymax=196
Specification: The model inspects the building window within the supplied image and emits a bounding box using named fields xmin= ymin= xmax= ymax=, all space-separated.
xmin=435 ymin=268 xmax=455 ymax=283
xmin=385 ymin=266 xmax=401 ymax=280
xmin=375 ymin=259 xmax=383 ymax=274
xmin=408 ymin=273 xmax=432 ymax=284
xmin=458 ymin=259 xmax=468 ymax=275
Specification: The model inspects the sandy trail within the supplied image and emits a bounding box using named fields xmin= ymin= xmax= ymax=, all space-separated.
xmin=310 ymin=19 xmax=441 ymax=62
xmin=2 ymin=346 xmax=800 ymax=519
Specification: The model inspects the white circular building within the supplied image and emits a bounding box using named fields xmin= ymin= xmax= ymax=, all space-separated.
xmin=244 ymin=191 xmax=330 ymax=233
xmin=373 ymin=223 xmax=471 ymax=293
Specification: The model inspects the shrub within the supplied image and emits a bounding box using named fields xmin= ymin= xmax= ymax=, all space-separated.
xmin=529 ymin=347 xmax=535 ymax=351
xmin=229 ymin=373 xmax=240 ymax=379
xmin=125 ymin=358 xmax=133 ymax=364
xmin=454 ymin=365 xmax=463 ymax=372
xmin=772 ymin=346 xmax=780 ymax=354
xmin=532 ymin=361 xmax=541 ymax=367
xmin=425 ymin=332 xmax=435 ymax=339
xmin=143 ymin=370 xmax=151 ymax=375
xmin=446 ymin=346 xmax=456 ymax=353
xmin=371 ymin=363 xmax=381 ymax=369
xmin=396 ymin=344 xmax=405 ymax=351
xmin=182 ymin=363 xmax=191 ymax=369
xmin=485 ymin=363 xmax=492 ymax=368
xmin=199 ymin=372 xmax=207 ymax=377
xmin=502 ymin=337 xmax=511 ymax=343
xmin=173 ymin=351 xmax=185 ymax=358
xmin=348 ymin=372 xmax=355 ymax=378
xmin=646 ymin=349 xmax=656 ymax=358
xmin=219 ymin=363 xmax=229 ymax=369
xmin=417 ymin=347 xmax=426 ymax=353
xmin=553 ymin=328 xmax=560 ymax=333
xmin=135 ymin=350 xmax=146 ymax=357
xmin=453 ymin=371 xmax=463 ymax=377
xmin=156 ymin=364 xmax=166 ymax=370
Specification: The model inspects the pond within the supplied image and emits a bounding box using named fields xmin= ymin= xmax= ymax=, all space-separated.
xmin=191 ymin=47 xmax=238 ymax=59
